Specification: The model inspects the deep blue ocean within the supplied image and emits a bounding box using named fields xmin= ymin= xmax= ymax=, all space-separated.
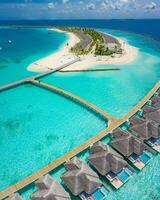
xmin=1 ymin=19 xmax=160 ymax=41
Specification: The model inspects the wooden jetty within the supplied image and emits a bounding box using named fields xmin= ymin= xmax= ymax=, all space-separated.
xmin=0 ymin=81 xmax=159 ymax=200
xmin=32 ymin=79 xmax=115 ymax=122
xmin=60 ymin=68 xmax=120 ymax=73
xmin=0 ymin=58 xmax=80 ymax=92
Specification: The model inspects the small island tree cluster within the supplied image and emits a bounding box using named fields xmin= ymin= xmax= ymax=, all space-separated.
xmin=59 ymin=27 xmax=122 ymax=56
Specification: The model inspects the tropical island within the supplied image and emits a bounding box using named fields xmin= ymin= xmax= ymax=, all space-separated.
xmin=28 ymin=27 xmax=138 ymax=72
xmin=59 ymin=27 xmax=122 ymax=56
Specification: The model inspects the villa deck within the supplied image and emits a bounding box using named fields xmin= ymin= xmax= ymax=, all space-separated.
xmin=0 ymin=81 xmax=159 ymax=199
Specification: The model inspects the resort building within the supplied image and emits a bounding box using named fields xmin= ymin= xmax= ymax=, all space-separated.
xmin=111 ymin=128 xmax=151 ymax=170
xmin=129 ymin=116 xmax=160 ymax=152
xmin=88 ymin=141 xmax=132 ymax=189
xmin=145 ymin=108 xmax=160 ymax=125
xmin=5 ymin=193 xmax=24 ymax=200
xmin=31 ymin=174 xmax=70 ymax=200
xmin=142 ymin=105 xmax=158 ymax=115
xmin=150 ymin=95 xmax=160 ymax=108
xmin=61 ymin=157 xmax=108 ymax=200
xmin=129 ymin=116 xmax=145 ymax=126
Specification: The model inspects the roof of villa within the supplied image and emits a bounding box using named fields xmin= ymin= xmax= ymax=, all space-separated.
xmin=61 ymin=157 xmax=102 ymax=196
xmin=145 ymin=108 xmax=160 ymax=124
xmin=151 ymin=96 xmax=160 ymax=105
xmin=129 ymin=116 xmax=145 ymax=127
xmin=31 ymin=174 xmax=70 ymax=200
xmin=129 ymin=120 xmax=156 ymax=140
xmin=5 ymin=193 xmax=24 ymax=200
xmin=35 ymin=174 xmax=55 ymax=190
xmin=153 ymin=101 xmax=160 ymax=108
xmin=142 ymin=105 xmax=158 ymax=115
xmin=111 ymin=128 xmax=146 ymax=157
xmin=129 ymin=116 xmax=160 ymax=138
xmin=88 ymin=141 xmax=128 ymax=175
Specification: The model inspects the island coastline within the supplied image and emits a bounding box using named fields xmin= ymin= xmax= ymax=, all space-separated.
xmin=28 ymin=28 xmax=138 ymax=73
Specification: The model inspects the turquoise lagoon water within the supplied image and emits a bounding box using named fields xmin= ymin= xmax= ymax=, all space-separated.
xmin=0 ymin=83 xmax=105 ymax=190
xmin=41 ymin=29 xmax=160 ymax=118
xmin=0 ymin=27 xmax=160 ymax=200
xmin=0 ymin=27 xmax=68 ymax=85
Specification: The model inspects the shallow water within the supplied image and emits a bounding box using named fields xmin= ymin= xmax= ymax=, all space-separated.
xmin=41 ymin=29 xmax=160 ymax=119
xmin=0 ymin=84 xmax=105 ymax=190
xmin=0 ymin=27 xmax=68 ymax=85
xmin=0 ymin=26 xmax=160 ymax=200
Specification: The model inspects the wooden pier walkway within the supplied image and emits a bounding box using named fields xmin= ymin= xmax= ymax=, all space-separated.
xmin=0 ymin=58 xmax=80 ymax=92
xmin=32 ymin=79 xmax=115 ymax=122
xmin=0 ymin=81 xmax=159 ymax=200
xmin=60 ymin=68 xmax=120 ymax=73
xmin=117 ymin=81 xmax=160 ymax=124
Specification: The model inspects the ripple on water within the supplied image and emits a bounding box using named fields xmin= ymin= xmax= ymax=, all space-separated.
xmin=0 ymin=65 xmax=8 ymax=70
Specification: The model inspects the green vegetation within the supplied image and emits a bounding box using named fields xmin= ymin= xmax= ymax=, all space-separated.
xmin=59 ymin=27 xmax=122 ymax=56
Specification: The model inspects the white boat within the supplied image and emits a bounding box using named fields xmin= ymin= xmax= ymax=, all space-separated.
xmin=8 ymin=40 xmax=12 ymax=44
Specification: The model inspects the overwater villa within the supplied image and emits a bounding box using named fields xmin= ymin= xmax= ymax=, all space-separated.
xmin=61 ymin=157 xmax=108 ymax=200
xmin=129 ymin=116 xmax=145 ymax=126
xmin=111 ymin=128 xmax=151 ymax=170
xmin=5 ymin=193 xmax=24 ymax=200
xmin=88 ymin=141 xmax=132 ymax=189
xmin=150 ymin=95 xmax=160 ymax=108
xmin=145 ymin=108 xmax=160 ymax=124
xmin=142 ymin=105 xmax=157 ymax=115
xmin=31 ymin=174 xmax=70 ymax=200
xmin=129 ymin=116 xmax=160 ymax=153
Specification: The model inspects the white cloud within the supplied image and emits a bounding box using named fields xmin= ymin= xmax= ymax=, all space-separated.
xmin=48 ymin=2 xmax=55 ymax=9
xmin=62 ymin=0 xmax=69 ymax=4
xmin=79 ymin=1 xmax=84 ymax=5
xmin=87 ymin=3 xmax=95 ymax=10
xmin=101 ymin=1 xmax=108 ymax=9
xmin=101 ymin=0 xmax=136 ymax=11
xmin=144 ymin=2 xmax=157 ymax=10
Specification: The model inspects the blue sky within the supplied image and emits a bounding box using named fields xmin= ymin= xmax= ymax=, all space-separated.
xmin=0 ymin=0 xmax=160 ymax=20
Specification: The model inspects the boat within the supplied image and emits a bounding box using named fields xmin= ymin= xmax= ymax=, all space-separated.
xmin=8 ymin=40 xmax=12 ymax=44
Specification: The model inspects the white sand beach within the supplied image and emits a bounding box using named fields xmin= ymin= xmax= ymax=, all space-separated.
xmin=28 ymin=28 xmax=138 ymax=72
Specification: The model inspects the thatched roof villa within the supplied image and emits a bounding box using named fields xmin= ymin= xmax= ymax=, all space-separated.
xmin=31 ymin=174 xmax=70 ymax=200
xmin=88 ymin=141 xmax=132 ymax=189
xmin=61 ymin=157 xmax=108 ymax=200
xmin=61 ymin=157 xmax=102 ymax=196
xmin=111 ymin=128 xmax=151 ymax=170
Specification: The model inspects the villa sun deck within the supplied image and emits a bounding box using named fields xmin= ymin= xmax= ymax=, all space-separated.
xmin=146 ymin=137 xmax=160 ymax=152
xmin=0 ymin=75 xmax=160 ymax=199
xmin=106 ymin=168 xmax=132 ymax=189
xmin=80 ymin=186 xmax=108 ymax=200
xmin=128 ymin=151 xmax=151 ymax=170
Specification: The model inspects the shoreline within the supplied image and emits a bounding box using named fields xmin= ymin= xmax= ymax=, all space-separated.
xmin=28 ymin=28 xmax=138 ymax=72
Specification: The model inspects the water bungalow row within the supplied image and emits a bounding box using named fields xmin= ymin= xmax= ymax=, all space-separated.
xmin=4 ymin=89 xmax=160 ymax=200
